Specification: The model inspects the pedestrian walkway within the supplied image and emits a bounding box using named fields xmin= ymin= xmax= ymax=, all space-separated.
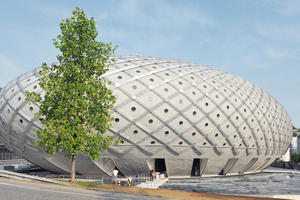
xmin=137 ymin=178 xmax=168 ymax=189
xmin=0 ymin=169 xmax=73 ymax=185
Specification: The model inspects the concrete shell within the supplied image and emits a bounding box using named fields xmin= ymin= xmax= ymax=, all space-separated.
xmin=0 ymin=55 xmax=293 ymax=177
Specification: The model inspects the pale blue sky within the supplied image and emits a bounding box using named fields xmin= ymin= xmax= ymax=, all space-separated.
xmin=0 ymin=0 xmax=299 ymax=127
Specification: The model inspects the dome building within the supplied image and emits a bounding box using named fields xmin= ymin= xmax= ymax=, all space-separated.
xmin=0 ymin=55 xmax=293 ymax=177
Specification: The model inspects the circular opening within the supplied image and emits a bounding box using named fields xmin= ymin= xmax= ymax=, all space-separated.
xmin=234 ymin=135 xmax=236 ymax=138
xmin=224 ymin=89 xmax=227 ymax=92
xmin=121 ymin=141 xmax=124 ymax=144
xmin=118 ymin=76 xmax=122 ymax=79
xmin=226 ymin=105 xmax=229 ymax=109
xmin=260 ymin=137 xmax=263 ymax=140
xmin=236 ymin=116 xmax=239 ymax=120
xmin=164 ymin=109 xmax=168 ymax=113
xmin=217 ymin=114 xmax=220 ymax=118
xmin=192 ymin=91 xmax=196 ymax=95
xmin=257 ymin=129 xmax=259 ymax=132
xmin=240 ymin=93 xmax=243 ymax=96
xmin=152 ymin=66 xmax=156 ymax=69
xmin=239 ymin=144 xmax=242 ymax=147
xmin=179 ymin=121 xmax=183 ymax=125
xmin=149 ymin=119 xmax=153 ymax=124
xmin=249 ymin=136 xmax=251 ymax=139
xmin=203 ymin=85 xmax=207 ymax=88
xmin=165 ymin=73 xmax=169 ymax=76
xmin=151 ymin=141 xmax=155 ymax=144
xmin=165 ymin=131 xmax=169 ymax=135
xmin=136 ymin=70 xmax=140 ymax=73
xmin=215 ymin=133 xmax=218 ymax=137
xmin=226 ymin=125 xmax=229 ymax=128
xmin=193 ymin=111 xmax=196 ymax=116
xmin=251 ymin=119 xmax=254 ymax=122
xmin=243 ymin=127 xmax=246 ymax=130
xmin=18 ymin=97 xmax=21 ymax=101
xmin=223 ymin=143 xmax=226 ymax=146
xmin=115 ymin=95 xmax=119 ymax=99
xmin=148 ymin=97 xmax=153 ymax=101
xmin=203 ymin=142 xmax=206 ymax=145
xmin=178 ymin=69 xmax=182 ymax=72
xmin=132 ymin=85 xmax=137 ymax=89
xmin=133 ymin=130 xmax=138 ymax=134
xmin=205 ymin=123 xmax=208 ymax=127
xmin=27 ymin=79 xmax=30 ymax=82
xmin=179 ymin=99 xmax=183 ymax=104
xmin=216 ymin=95 xmax=219 ymax=99
xmin=150 ymin=78 xmax=154 ymax=82
xmin=235 ymin=99 xmax=237 ymax=102
xmin=29 ymin=107 xmax=33 ymax=111
xmin=11 ymin=89 xmax=14 ymax=93
xmin=115 ymin=118 xmax=119 ymax=122
xmin=179 ymin=81 xmax=182 ymax=85
xmin=252 ymin=145 xmax=255 ymax=147
xmin=20 ymin=119 xmax=23 ymax=123
xmin=7 ymin=109 xmax=10 ymax=114
xmin=192 ymin=132 xmax=196 ymax=136
xmin=164 ymin=88 xmax=168 ymax=92
xmin=244 ymin=109 xmax=246 ymax=112
xmin=131 ymin=107 xmax=136 ymax=111
xmin=212 ymin=81 xmax=215 ymax=84
xmin=191 ymin=77 xmax=194 ymax=79
xmin=179 ymin=142 xmax=183 ymax=145
xmin=33 ymin=86 xmax=37 ymax=89
xmin=205 ymin=102 xmax=208 ymax=106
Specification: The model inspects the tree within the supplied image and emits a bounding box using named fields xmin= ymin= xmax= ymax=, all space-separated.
xmin=291 ymin=153 xmax=300 ymax=163
xmin=26 ymin=7 xmax=120 ymax=182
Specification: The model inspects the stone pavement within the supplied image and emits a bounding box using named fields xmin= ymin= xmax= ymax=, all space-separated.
xmin=161 ymin=167 xmax=300 ymax=199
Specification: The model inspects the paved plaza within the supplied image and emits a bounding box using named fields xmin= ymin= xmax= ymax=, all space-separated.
xmin=161 ymin=167 xmax=300 ymax=199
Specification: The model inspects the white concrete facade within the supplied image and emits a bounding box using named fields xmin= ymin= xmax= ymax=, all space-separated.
xmin=0 ymin=55 xmax=293 ymax=177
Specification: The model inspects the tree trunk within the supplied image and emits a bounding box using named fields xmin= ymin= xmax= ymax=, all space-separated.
xmin=70 ymin=154 xmax=76 ymax=182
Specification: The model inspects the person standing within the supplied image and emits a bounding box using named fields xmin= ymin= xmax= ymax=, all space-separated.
xmin=135 ymin=175 xmax=138 ymax=186
xmin=113 ymin=168 xmax=119 ymax=185
xmin=150 ymin=169 xmax=154 ymax=181
xmin=128 ymin=176 xmax=132 ymax=186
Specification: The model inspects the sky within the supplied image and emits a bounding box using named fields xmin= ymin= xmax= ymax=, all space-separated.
xmin=0 ymin=0 xmax=299 ymax=127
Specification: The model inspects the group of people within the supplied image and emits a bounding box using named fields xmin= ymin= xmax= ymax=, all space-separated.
xmin=113 ymin=167 xmax=159 ymax=186
xmin=113 ymin=168 xmax=138 ymax=186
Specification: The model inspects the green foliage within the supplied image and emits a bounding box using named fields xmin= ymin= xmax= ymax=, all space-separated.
xmin=26 ymin=7 xmax=120 ymax=161
xmin=291 ymin=153 xmax=300 ymax=163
